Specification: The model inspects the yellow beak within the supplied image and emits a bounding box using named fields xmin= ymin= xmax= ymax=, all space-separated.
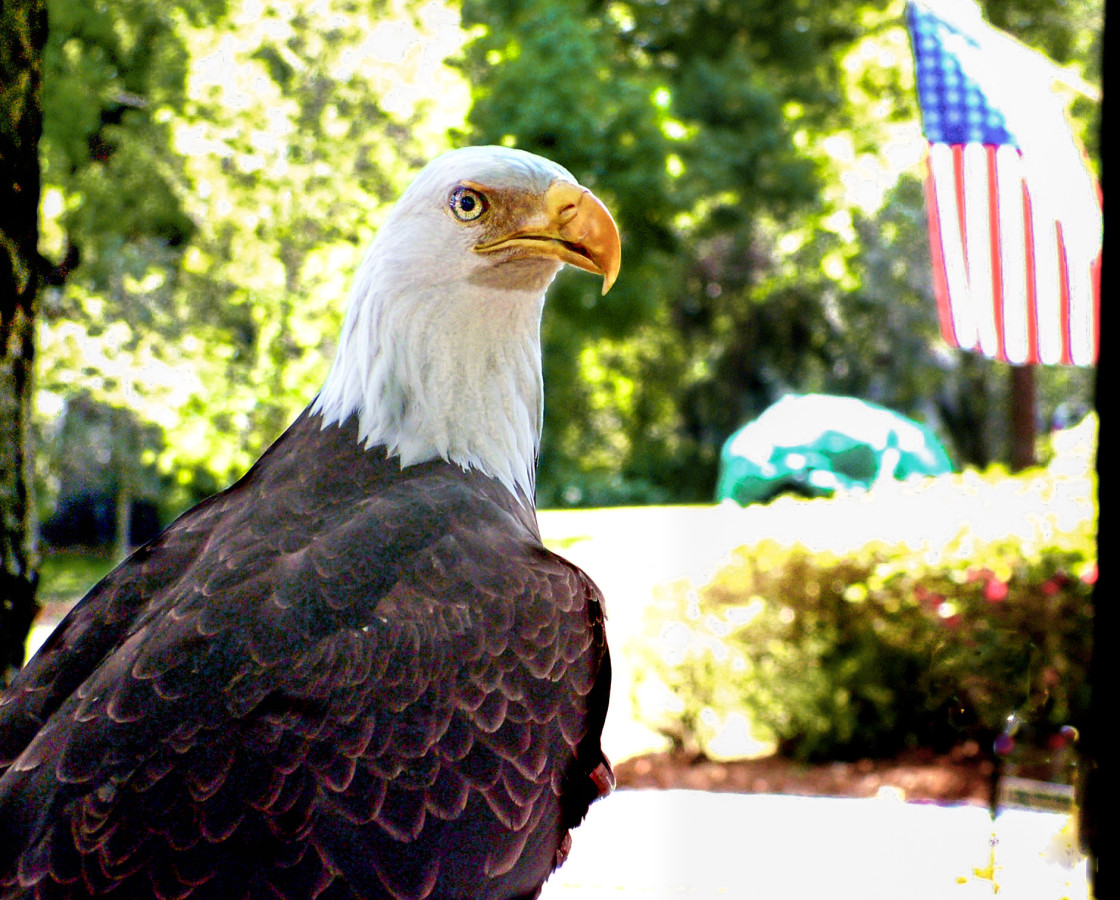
xmin=475 ymin=181 xmax=621 ymax=294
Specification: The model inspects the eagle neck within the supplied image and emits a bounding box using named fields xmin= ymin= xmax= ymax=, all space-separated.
xmin=313 ymin=269 xmax=545 ymax=504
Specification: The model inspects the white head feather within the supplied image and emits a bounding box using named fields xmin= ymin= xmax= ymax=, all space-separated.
xmin=312 ymin=146 xmax=583 ymax=502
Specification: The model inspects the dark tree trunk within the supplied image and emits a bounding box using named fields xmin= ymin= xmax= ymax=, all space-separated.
xmin=1008 ymin=364 xmax=1036 ymax=472
xmin=1082 ymin=313 xmax=1103 ymax=900
xmin=1 ymin=0 xmax=48 ymax=684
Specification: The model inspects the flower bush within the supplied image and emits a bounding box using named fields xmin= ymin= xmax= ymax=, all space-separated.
xmin=633 ymin=485 xmax=1095 ymax=763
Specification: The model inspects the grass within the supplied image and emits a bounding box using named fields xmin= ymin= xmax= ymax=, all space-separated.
xmin=36 ymin=549 xmax=118 ymax=606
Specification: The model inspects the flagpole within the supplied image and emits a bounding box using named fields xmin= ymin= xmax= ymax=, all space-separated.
xmin=1008 ymin=364 xmax=1036 ymax=471
xmin=1049 ymin=69 xmax=1101 ymax=103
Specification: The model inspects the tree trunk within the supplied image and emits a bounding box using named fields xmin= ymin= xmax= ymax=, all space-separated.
xmin=114 ymin=480 xmax=132 ymax=563
xmin=1 ymin=0 xmax=48 ymax=684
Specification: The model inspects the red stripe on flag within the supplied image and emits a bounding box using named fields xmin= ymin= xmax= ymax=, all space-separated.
xmin=1090 ymin=251 xmax=1101 ymax=363
xmin=1055 ymin=222 xmax=1073 ymax=365
xmin=922 ymin=152 xmax=959 ymax=349
xmin=1020 ymin=179 xmax=1040 ymax=365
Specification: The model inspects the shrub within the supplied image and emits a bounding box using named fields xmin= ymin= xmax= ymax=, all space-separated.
xmin=633 ymin=498 xmax=1095 ymax=763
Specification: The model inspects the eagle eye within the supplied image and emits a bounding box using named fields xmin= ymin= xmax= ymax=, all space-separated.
xmin=449 ymin=186 xmax=488 ymax=222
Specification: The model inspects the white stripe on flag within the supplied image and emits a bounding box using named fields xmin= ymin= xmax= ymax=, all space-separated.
xmin=1066 ymin=230 xmax=1096 ymax=366
xmin=1028 ymin=183 xmax=1063 ymax=365
xmin=995 ymin=145 xmax=1030 ymax=364
xmin=963 ymin=143 xmax=999 ymax=358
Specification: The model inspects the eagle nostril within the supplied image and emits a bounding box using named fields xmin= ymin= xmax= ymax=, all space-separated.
xmin=556 ymin=202 xmax=579 ymax=226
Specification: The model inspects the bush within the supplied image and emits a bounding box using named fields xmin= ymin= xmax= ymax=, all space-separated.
xmin=633 ymin=495 xmax=1095 ymax=763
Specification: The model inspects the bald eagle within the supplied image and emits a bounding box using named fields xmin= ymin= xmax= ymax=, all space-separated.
xmin=0 ymin=147 xmax=620 ymax=900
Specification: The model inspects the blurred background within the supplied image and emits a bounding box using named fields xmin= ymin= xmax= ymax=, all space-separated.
xmin=18 ymin=0 xmax=1100 ymax=536
xmin=0 ymin=0 xmax=1102 ymax=892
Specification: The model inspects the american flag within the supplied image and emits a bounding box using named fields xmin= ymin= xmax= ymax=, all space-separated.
xmin=906 ymin=0 xmax=1101 ymax=366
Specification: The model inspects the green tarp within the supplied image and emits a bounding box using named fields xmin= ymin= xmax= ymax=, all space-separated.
xmin=716 ymin=394 xmax=954 ymax=506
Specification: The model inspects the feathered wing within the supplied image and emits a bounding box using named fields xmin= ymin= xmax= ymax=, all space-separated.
xmin=0 ymin=411 xmax=611 ymax=900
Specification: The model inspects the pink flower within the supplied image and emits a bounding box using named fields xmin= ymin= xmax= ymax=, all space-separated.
xmin=1081 ymin=565 xmax=1098 ymax=585
xmin=994 ymin=733 xmax=1015 ymax=756
xmin=984 ymin=578 xmax=1008 ymax=603
xmin=916 ymin=586 xmax=942 ymax=610
xmin=1046 ymin=727 xmax=1079 ymax=750
xmin=967 ymin=567 xmax=992 ymax=584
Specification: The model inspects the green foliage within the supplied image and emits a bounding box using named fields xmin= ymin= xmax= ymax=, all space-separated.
xmin=39 ymin=0 xmax=222 ymax=284
xmin=634 ymin=464 xmax=1095 ymax=762
xmin=160 ymin=0 xmax=441 ymax=486
xmin=34 ymin=0 xmax=463 ymax=524
xmin=33 ymin=388 xmax=170 ymax=526
xmin=36 ymin=549 xmax=117 ymax=605
xmin=34 ymin=0 xmax=224 ymax=530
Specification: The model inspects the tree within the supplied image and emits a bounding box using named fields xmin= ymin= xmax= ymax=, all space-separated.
xmin=1 ymin=0 xmax=48 ymax=683
xmin=4 ymin=0 xmax=222 ymax=676
xmin=30 ymin=0 xmax=228 ymax=540
xmin=33 ymin=0 xmax=457 ymax=521
xmin=143 ymin=0 xmax=441 ymax=494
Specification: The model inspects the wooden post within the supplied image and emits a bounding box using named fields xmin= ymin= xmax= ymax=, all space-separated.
xmin=1009 ymin=364 xmax=1036 ymax=471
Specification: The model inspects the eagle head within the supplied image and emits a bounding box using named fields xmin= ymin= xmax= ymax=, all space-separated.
xmin=313 ymin=146 xmax=620 ymax=502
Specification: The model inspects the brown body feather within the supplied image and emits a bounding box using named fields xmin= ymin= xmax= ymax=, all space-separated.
xmin=0 ymin=410 xmax=611 ymax=900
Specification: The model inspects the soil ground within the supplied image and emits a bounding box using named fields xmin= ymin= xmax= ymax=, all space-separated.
xmin=615 ymin=743 xmax=995 ymax=806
